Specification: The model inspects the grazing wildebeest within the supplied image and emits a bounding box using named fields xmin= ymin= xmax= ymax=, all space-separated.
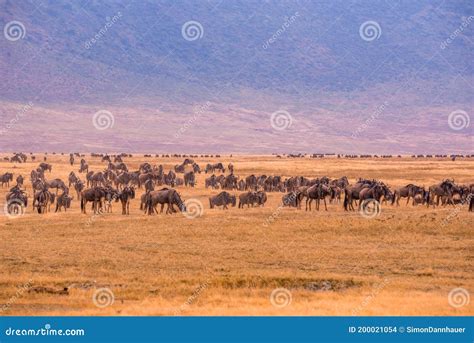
xmin=0 ymin=173 xmax=13 ymax=187
xmin=238 ymin=191 xmax=257 ymax=208
xmin=39 ymin=162 xmax=52 ymax=172
xmin=45 ymin=179 xmax=67 ymax=194
xmin=174 ymin=163 xmax=186 ymax=173
xmin=392 ymin=184 xmax=425 ymax=206
xmin=184 ymin=171 xmax=196 ymax=187
xmin=145 ymin=188 xmax=185 ymax=215
xmin=209 ymin=191 xmax=236 ymax=209
xmin=55 ymin=190 xmax=73 ymax=212
xmin=205 ymin=163 xmax=225 ymax=174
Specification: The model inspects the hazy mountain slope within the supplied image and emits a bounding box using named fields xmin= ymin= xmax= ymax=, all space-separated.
xmin=0 ymin=0 xmax=472 ymax=153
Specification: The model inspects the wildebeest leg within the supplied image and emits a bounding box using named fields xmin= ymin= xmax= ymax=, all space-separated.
xmin=323 ymin=198 xmax=327 ymax=211
xmin=160 ymin=203 xmax=165 ymax=213
xmin=406 ymin=195 xmax=410 ymax=206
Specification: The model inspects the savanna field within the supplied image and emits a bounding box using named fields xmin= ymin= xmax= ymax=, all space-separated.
xmin=0 ymin=154 xmax=472 ymax=316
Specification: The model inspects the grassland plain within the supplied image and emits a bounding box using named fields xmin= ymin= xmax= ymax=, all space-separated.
xmin=0 ymin=154 xmax=472 ymax=316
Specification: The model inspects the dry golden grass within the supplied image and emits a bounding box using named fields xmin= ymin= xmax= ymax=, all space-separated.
xmin=0 ymin=154 xmax=472 ymax=316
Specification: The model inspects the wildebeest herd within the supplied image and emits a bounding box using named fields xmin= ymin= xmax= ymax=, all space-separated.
xmin=2 ymin=153 xmax=474 ymax=217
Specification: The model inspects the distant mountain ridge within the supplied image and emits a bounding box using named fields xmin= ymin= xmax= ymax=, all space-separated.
xmin=0 ymin=0 xmax=472 ymax=153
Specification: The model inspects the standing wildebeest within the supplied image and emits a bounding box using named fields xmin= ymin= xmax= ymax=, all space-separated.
xmin=238 ymin=191 xmax=257 ymax=208
xmin=184 ymin=171 xmax=196 ymax=187
xmin=192 ymin=163 xmax=201 ymax=173
xmin=16 ymin=175 xmax=24 ymax=187
xmin=145 ymin=188 xmax=185 ymax=215
xmin=392 ymin=184 xmax=425 ymax=206
xmin=343 ymin=180 xmax=375 ymax=211
xmin=39 ymin=162 xmax=52 ymax=172
xmin=245 ymin=175 xmax=257 ymax=190
xmin=0 ymin=173 xmax=13 ymax=187
xmin=205 ymin=175 xmax=218 ymax=189
xmin=68 ymin=171 xmax=79 ymax=187
xmin=69 ymin=154 xmax=74 ymax=166
xmin=228 ymin=163 xmax=234 ymax=174
xmin=358 ymin=183 xmax=384 ymax=213
xmin=55 ymin=189 xmax=73 ymax=212
xmin=427 ymin=179 xmax=457 ymax=208
xmin=119 ymin=186 xmax=135 ymax=215
xmin=81 ymin=187 xmax=106 ymax=214
xmin=223 ymin=174 xmax=238 ymax=190
xmin=209 ymin=191 xmax=236 ymax=209
xmin=79 ymin=159 xmax=89 ymax=173
xmin=34 ymin=188 xmax=50 ymax=214
xmin=255 ymin=190 xmax=267 ymax=206
xmin=5 ymin=186 xmax=28 ymax=215
xmin=306 ymin=183 xmax=332 ymax=211
xmin=74 ymin=180 xmax=85 ymax=200
xmin=468 ymin=184 xmax=474 ymax=212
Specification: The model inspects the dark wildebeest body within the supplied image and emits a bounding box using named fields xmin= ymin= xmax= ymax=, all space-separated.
xmin=209 ymin=191 xmax=236 ymax=209
xmin=119 ymin=186 xmax=135 ymax=215
xmin=145 ymin=188 xmax=185 ymax=215
xmin=0 ymin=173 xmax=13 ymax=187
xmin=392 ymin=184 xmax=424 ymax=206
xmin=238 ymin=191 xmax=257 ymax=208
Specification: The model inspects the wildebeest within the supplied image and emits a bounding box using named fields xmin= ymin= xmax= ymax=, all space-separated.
xmin=392 ymin=184 xmax=425 ymax=206
xmin=0 ymin=173 xmax=13 ymax=187
xmin=306 ymin=183 xmax=333 ymax=211
xmin=427 ymin=179 xmax=457 ymax=208
xmin=255 ymin=190 xmax=267 ymax=206
xmin=184 ymin=171 xmax=196 ymax=187
xmin=145 ymin=188 xmax=185 ymax=215
xmin=55 ymin=190 xmax=73 ymax=212
xmin=79 ymin=159 xmax=89 ymax=173
xmin=209 ymin=191 xmax=236 ymax=209
xmin=80 ymin=187 xmax=106 ymax=214
xmin=119 ymin=186 xmax=135 ymax=215
xmin=238 ymin=191 xmax=257 ymax=208
xmin=45 ymin=178 xmax=67 ymax=194
xmin=205 ymin=163 xmax=225 ymax=174
xmin=39 ymin=162 xmax=52 ymax=172
xmin=282 ymin=191 xmax=298 ymax=207
xmin=5 ymin=185 xmax=28 ymax=215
